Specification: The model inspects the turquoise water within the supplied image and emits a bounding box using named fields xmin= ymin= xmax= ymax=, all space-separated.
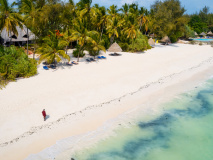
xmin=193 ymin=38 xmax=213 ymax=42
xmin=73 ymin=79 xmax=213 ymax=160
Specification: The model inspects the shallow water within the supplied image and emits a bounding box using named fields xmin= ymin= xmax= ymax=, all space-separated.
xmin=73 ymin=79 xmax=213 ymax=160
xmin=193 ymin=38 xmax=213 ymax=41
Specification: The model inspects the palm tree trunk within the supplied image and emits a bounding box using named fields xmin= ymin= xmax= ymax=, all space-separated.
xmin=33 ymin=38 xmax=36 ymax=59
xmin=27 ymin=28 xmax=29 ymax=55
xmin=66 ymin=45 xmax=68 ymax=54
xmin=111 ymin=34 xmax=115 ymax=45
xmin=100 ymin=23 xmax=104 ymax=41
xmin=139 ymin=20 xmax=142 ymax=31
xmin=77 ymin=48 xmax=80 ymax=62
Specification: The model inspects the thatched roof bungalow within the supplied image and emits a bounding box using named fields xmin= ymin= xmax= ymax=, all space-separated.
xmin=161 ymin=36 xmax=171 ymax=45
xmin=207 ymin=31 xmax=213 ymax=36
xmin=148 ymin=38 xmax=155 ymax=46
xmin=0 ymin=26 xmax=35 ymax=46
xmin=199 ymin=32 xmax=206 ymax=36
xmin=108 ymin=42 xmax=122 ymax=52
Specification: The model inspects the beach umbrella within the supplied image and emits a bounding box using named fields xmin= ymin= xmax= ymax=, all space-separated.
xmin=108 ymin=42 xmax=122 ymax=52
xmin=161 ymin=36 xmax=171 ymax=43
xmin=199 ymin=32 xmax=206 ymax=36
xmin=194 ymin=32 xmax=198 ymax=36
xmin=207 ymin=31 xmax=213 ymax=35
xmin=148 ymin=38 xmax=155 ymax=46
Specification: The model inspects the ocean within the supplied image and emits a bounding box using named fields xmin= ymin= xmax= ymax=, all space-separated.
xmin=72 ymin=78 xmax=213 ymax=160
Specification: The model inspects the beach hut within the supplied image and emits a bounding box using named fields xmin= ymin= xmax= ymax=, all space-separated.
xmin=0 ymin=25 xmax=35 ymax=46
xmin=207 ymin=31 xmax=213 ymax=36
xmin=161 ymin=36 xmax=171 ymax=45
xmin=108 ymin=42 xmax=122 ymax=52
xmin=199 ymin=32 xmax=206 ymax=37
xmin=148 ymin=38 xmax=155 ymax=47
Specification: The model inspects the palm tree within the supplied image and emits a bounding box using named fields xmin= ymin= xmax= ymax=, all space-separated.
xmin=124 ymin=24 xmax=139 ymax=46
xmin=20 ymin=0 xmax=39 ymax=57
xmin=119 ymin=3 xmax=129 ymax=16
xmin=62 ymin=1 xmax=76 ymax=53
xmin=96 ymin=6 xmax=108 ymax=40
xmin=0 ymin=0 xmax=23 ymax=39
xmin=37 ymin=30 xmax=70 ymax=65
xmin=107 ymin=16 xmax=123 ymax=45
xmin=69 ymin=18 xmax=98 ymax=62
xmin=107 ymin=5 xmax=119 ymax=18
xmin=87 ymin=33 xmax=106 ymax=59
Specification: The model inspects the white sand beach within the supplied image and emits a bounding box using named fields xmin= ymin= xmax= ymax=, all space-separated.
xmin=0 ymin=43 xmax=213 ymax=160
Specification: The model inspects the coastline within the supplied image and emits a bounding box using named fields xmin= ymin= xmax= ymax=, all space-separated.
xmin=0 ymin=44 xmax=213 ymax=160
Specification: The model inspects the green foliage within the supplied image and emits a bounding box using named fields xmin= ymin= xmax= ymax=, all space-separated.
xmin=0 ymin=46 xmax=37 ymax=88
xmin=129 ymin=34 xmax=151 ymax=52
xmin=184 ymin=25 xmax=195 ymax=39
xmin=37 ymin=30 xmax=70 ymax=64
xmin=199 ymin=42 xmax=203 ymax=46
xmin=188 ymin=15 xmax=208 ymax=34
xmin=72 ymin=46 xmax=85 ymax=58
xmin=119 ymin=42 xmax=129 ymax=52
xmin=188 ymin=6 xmax=213 ymax=33
xmin=151 ymin=0 xmax=187 ymax=42
xmin=189 ymin=41 xmax=196 ymax=45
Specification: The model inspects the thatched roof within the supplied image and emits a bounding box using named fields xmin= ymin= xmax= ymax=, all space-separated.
xmin=0 ymin=25 xmax=35 ymax=43
xmin=148 ymin=38 xmax=155 ymax=46
xmin=200 ymin=32 xmax=206 ymax=36
xmin=108 ymin=42 xmax=122 ymax=52
xmin=161 ymin=36 xmax=171 ymax=43
xmin=149 ymin=33 xmax=155 ymax=38
xmin=207 ymin=31 xmax=213 ymax=35
xmin=194 ymin=32 xmax=198 ymax=36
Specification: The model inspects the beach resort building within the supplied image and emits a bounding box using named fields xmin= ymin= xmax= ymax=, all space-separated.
xmin=0 ymin=26 xmax=35 ymax=47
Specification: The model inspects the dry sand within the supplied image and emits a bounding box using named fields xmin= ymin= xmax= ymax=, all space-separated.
xmin=0 ymin=43 xmax=213 ymax=160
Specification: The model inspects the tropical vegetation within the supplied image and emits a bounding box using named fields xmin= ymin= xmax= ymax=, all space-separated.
xmin=0 ymin=0 xmax=213 ymax=88
xmin=0 ymin=46 xmax=37 ymax=88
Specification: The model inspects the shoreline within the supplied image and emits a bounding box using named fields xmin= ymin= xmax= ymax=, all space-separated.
xmin=0 ymin=44 xmax=213 ymax=160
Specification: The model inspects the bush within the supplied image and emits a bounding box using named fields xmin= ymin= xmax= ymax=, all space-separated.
xmin=129 ymin=34 xmax=151 ymax=52
xmin=189 ymin=41 xmax=196 ymax=45
xmin=72 ymin=47 xmax=85 ymax=58
xmin=102 ymin=34 xmax=110 ymax=49
xmin=170 ymin=35 xmax=178 ymax=43
xmin=210 ymin=41 xmax=213 ymax=47
xmin=119 ymin=43 xmax=129 ymax=52
xmin=0 ymin=45 xmax=37 ymax=88
xmin=199 ymin=42 xmax=203 ymax=46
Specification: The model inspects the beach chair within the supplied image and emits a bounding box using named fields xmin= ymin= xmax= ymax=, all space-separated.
xmin=43 ymin=66 xmax=49 ymax=70
xmin=66 ymin=62 xmax=73 ymax=66
xmin=90 ymin=58 xmax=95 ymax=61
xmin=97 ymin=56 xmax=102 ymax=59
xmin=86 ymin=58 xmax=91 ymax=62
xmin=50 ymin=64 xmax=56 ymax=69
xmin=101 ymin=56 xmax=106 ymax=59
xmin=72 ymin=61 xmax=78 ymax=65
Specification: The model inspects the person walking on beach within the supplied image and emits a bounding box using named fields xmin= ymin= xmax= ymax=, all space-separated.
xmin=42 ymin=109 xmax=46 ymax=121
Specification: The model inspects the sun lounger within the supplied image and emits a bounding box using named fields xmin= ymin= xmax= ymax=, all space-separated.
xmin=86 ymin=59 xmax=91 ymax=62
xmin=43 ymin=66 xmax=49 ymax=70
xmin=90 ymin=58 xmax=95 ymax=61
xmin=72 ymin=61 xmax=78 ymax=65
xmin=50 ymin=64 xmax=56 ymax=69
xmin=101 ymin=56 xmax=106 ymax=59
xmin=97 ymin=56 xmax=102 ymax=59
xmin=66 ymin=62 xmax=73 ymax=66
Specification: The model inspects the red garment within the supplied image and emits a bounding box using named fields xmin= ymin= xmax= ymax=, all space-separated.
xmin=42 ymin=110 xmax=46 ymax=117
